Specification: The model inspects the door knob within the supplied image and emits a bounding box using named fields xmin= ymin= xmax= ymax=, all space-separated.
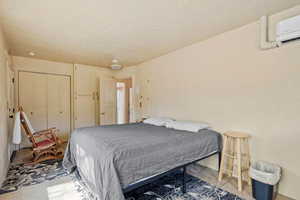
xmin=59 ymin=111 xmax=63 ymax=114
xmin=100 ymin=112 xmax=105 ymax=115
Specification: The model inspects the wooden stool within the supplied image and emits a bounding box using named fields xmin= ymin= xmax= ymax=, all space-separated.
xmin=218 ymin=131 xmax=251 ymax=191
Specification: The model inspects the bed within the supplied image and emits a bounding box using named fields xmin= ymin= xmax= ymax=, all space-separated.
xmin=63 ymin=123 xmax=222 ymax=200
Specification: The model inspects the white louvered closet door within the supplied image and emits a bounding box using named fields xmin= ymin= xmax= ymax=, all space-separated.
xmin=47 ymin=74 xmax=71 ymax=141
xmin=19 ymin=71 xmax=71 ymax=143
xmin=19 ymin=72 xmax=48 ymax=132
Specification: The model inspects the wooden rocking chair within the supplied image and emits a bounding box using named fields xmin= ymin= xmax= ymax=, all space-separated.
xmin=18 ymin=107 xmax=64 ymax=164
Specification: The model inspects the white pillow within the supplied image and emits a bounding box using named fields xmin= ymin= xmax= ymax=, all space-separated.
xmin=166 ymin=120 xmax=210 ymax=132
xmin=143 ymin=117 xmax=174 ymax=126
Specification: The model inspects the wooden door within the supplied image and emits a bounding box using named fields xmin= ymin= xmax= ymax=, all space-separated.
xmin=74 ymin=66 xmax=97 ymax=128
xmin=19 ymin=72 xmax=48 ymax=132
xmin=47 ymin=74 xmax=71 ymax=141
xmin=99 ymin=77 xmax=117 ymax=125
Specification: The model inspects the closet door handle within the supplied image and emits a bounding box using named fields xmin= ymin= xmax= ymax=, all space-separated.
xmin=100 ymin=112 xmax=105 ymax=115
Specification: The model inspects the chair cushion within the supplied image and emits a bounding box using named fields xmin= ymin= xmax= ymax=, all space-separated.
xmin=34 ymin=139 xmax=56 ymax=150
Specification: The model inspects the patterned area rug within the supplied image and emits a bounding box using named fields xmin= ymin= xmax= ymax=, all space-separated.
xmin=0 ymin=160 xmax=243 ymax=200
xmin=0 ymin=159 xmax=68 ymax=194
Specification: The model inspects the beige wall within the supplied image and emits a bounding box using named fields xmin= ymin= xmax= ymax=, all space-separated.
xmin=131 ymin=6 xmax=300 ymax=199
xmin=0 ymin=25 xmax=10 ymax=184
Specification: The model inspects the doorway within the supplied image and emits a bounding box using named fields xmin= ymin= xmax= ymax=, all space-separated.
xmin=116 ymin=78 xmax=132 ymax=124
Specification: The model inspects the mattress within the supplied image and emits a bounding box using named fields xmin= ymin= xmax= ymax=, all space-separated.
xmin=63 ymin=123 xmax=221 ymax=200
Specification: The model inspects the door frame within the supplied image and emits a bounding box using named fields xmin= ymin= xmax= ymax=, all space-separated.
xmin=116 ymin=78 xmax=132 ymax=123
xmin=115 ymin=76 xmax=136 ymax=122
xmin=4 ymin=52 xmax=14 ymax=158
xmin=6 ymin=58 xmax=14 ymax=117
xmin=17 ymin=70 xmax=73 ymax=133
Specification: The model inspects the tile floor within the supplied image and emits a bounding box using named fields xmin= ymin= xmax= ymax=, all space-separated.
xmin=0 ymin=149 xmax=294 ymax=200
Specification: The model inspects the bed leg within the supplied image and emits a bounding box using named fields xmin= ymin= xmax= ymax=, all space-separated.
xmin=218 ymin=152 xmax=222 ymax=172
xmin=182 ymin=166 xmax=186 ymax=193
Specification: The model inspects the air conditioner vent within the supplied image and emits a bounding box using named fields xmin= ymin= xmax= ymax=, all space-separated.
xmin=276 ymin=15 xmax=300 ymax=43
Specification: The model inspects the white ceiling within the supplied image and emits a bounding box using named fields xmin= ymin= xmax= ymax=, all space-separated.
xmin=0 ymin=0 xmax=299 ymax=67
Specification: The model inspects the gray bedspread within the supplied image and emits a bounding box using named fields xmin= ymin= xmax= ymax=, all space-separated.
xmin=63 ymin=123 xmax=221 ymax=200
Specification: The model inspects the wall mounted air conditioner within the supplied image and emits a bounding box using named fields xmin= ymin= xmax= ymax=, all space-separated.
xmin=276 ymin=15 xmax=300 ymax=43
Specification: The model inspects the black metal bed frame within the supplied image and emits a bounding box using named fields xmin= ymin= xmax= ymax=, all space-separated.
xmin=123 ymin=151 xmax=221 ymax=194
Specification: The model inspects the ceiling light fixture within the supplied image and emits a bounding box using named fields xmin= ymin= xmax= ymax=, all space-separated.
xmin=110 ymin=59 xmax=122 ymax=70
xmin=28 ymin=52 xmax=35 ymax=56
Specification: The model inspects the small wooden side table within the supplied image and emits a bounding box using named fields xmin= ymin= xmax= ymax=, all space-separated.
xmin=218 ymin=131 xmax=251 ymax=191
